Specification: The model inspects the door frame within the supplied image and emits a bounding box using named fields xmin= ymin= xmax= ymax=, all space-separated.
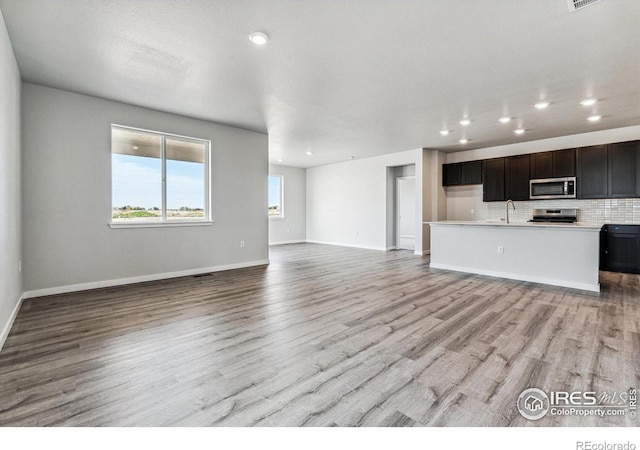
xmin=396 ymin=176 xmax=416 ymax=251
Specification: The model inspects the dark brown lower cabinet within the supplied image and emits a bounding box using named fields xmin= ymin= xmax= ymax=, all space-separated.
xmin=600 ymin=224 xmax=640 ymax=274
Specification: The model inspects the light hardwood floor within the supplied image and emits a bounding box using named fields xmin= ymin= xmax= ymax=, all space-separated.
xmin=0 ymin=243 xmax=638 ymax=426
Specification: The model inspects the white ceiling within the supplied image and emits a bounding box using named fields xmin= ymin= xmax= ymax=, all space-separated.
xmin=1 ymin=0 xmax=639 ymax=168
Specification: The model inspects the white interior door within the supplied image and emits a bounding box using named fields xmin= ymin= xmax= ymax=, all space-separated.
xmin=397 ymin=177 xmax=415 ymax=251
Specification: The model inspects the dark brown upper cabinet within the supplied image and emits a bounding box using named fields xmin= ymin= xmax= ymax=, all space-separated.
xmin=577 ymin=145 xmax=608 ymax=199
xmin=461 ymin=161 xmax=482 ymax=185
xmin=553 ymin=148 xmax=576 ymax=177
xmin=530 ymin=152 xmax=553 ymax=179
xmin=442 ymin=160 xmax=483 ymax=186
xmin=505 ymin=154 xmax=531 ymax=201
xmin=608 ymin=141 xmax=640 ymax=198
xmin=530 ymin=148 xmax=575 ymax=179
xmin=482 ymin=158 xmax=505 ymax=202
xmin=443 ymin=163 xmax=462 ymax=186
xmin=444 ymin=139 xmax=638 ymax=202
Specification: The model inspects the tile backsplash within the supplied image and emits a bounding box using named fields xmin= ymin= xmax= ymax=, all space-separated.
xmin=486 ymin=198 xmax=640 ymax=225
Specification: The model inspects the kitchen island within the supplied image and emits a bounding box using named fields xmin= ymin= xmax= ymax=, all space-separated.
xmin=428 ymin=221 xmax=602 ymax=292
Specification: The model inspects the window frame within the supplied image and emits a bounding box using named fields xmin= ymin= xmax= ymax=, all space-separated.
xmin=268 ymin=174 xmax=285 ymax=220
xmin=109 ymin=124 xmax=212 ymax=228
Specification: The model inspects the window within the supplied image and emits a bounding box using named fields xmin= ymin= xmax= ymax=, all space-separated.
xmin=268 ymin=174 xmax=283 ymax=218
xmin=111 ymin=125 xmax=210 ymax=226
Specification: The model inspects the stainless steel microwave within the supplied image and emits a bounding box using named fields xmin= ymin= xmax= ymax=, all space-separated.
xmin=530 ymin=177 xmax=576 ymax=200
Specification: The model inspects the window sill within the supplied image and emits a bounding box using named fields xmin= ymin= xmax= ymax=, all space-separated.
xmin=109 ymin=221 xmax=214 ymax=229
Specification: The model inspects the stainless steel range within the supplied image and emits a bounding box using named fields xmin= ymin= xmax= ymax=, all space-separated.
xmin=528 ymin=208 xmax=578 ymax=223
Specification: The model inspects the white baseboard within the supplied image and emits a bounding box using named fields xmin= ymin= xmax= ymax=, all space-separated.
xmin=269 ymin=240 xmax=306 ymax=246
xmin=305 ymin=240 xmax=387 ymax=252
xmin=429 ymin=262 xmax=600 ymax=293
xmin=23 ymin=259 xmax=270 ymax=300
xmin=306 ymin=240 xmax=428 ymax=254
xmin=0 ymin=294 xmax=24 ymax=352
xmin=388 ymin=246 xmax=429 ymax=255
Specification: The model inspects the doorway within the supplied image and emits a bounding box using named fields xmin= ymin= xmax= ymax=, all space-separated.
xmin=396 ymin=176 xmax=416 ymax=251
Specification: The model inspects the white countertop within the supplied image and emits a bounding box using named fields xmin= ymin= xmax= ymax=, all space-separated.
xmin=426 ymin=220 xmax=602 ymax=231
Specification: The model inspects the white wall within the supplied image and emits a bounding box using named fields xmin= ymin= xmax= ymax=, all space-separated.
xmin=306 ymin=149 xmax=422 ymax=251
xmin=446 ymin=185 xmax=486 ymax=221
xmin=269 ymin=164 xmax=306 ymax=244
xmin=22 ymin=83 xmax=268 ymax=296
xmin=0 ymin=10 xmax=22 ymax=348
xmin=445 ymin=125 xmax=640 ymax=221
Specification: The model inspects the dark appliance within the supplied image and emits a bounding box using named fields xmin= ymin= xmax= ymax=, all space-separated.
xmin=528 ymin=208 xmax=578 ymax=223
xmin=530 ymin=177 xmax=576 ymax=200
xmin=600 ymin=224 xmax=640 ymax=274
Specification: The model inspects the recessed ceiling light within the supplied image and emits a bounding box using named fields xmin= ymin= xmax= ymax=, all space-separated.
xmin=306 ymin=151 xmax=313 ymax=155
xmin=499 ymin=117 xmax=511 ymax=124
xmin=459 ymin=138 xmax=469 ymax=144
xmin=440 ymin=130 xmax=450 ymax=136
xmin=534 ymin=101 xmax=549 ymax=109
xmin=249 ymin=32 xmax=269 ymax=45
xmin=132 ymin=145 xmax=139 ymax=150
xmin=581 ymin=98 xmax=597 ymax=107
xmin=459 ymin=119 xmax=471 ymax=126
xmin=587 ymin=115 xmax=602 ymax=122
xmin=277 ymin=158 xmax=283 ymax=162
xmin=514 ymin=128 xmax=525 ymax=135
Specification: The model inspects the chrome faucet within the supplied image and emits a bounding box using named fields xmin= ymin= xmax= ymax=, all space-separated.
xmin=505 ymin=199 xmax=516 ymax=224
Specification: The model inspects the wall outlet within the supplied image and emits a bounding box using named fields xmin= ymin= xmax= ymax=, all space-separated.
xmin=287 ymin=227 xmax=290 ymax=233
xmin=470 ymin=209 xmax=475 ymax=215
xmin=497 ymin=246 xmax=504 ymax=254
xmin=18 ymin=260 xmax=22 ymax=272
xmin=240 ymin=241 xmax=245 ymax=248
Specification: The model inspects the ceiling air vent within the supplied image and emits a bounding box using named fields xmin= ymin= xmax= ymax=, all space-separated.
xmin=567 ymin=0 xmax=603 ymax=12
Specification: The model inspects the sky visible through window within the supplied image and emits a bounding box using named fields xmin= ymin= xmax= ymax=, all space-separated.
xmin=268 ymin=175 xmax=282 ymax=216
xmin=112 ymin=154 xmax=204 ymax=210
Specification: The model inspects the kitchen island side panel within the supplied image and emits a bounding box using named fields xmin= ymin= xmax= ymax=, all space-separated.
xmin=429 ymin=223 xmax=600 ymax=292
